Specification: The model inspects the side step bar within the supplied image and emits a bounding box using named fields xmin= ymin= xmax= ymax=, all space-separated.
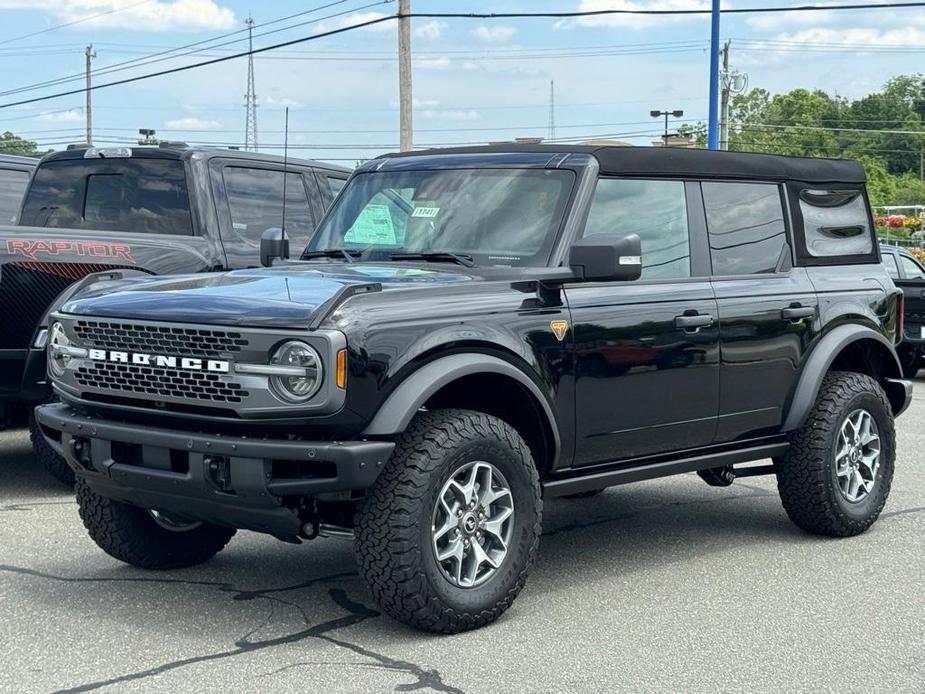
xmin=543 ymin=442 xmax=788 ymax=498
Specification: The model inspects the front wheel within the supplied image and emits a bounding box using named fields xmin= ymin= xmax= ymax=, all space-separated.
xmin=776 ymin=371 xmax=895 ymax=537
xmin=76 ymin=479 xmax=236 ymax=569
xmin=354 ymin=409 xmax=542 ymax=633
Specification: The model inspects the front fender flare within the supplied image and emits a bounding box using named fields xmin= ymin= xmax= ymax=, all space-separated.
xmin=362 ymin=353 xmax=560 ymax=462
xmin=782 ymin=323 xmax=903 ymax=432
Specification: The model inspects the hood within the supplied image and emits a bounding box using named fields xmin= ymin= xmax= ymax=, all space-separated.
xmin=59 ymin=262 xmax=476 ymax=328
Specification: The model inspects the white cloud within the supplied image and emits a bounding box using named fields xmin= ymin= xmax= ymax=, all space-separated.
xmin=560 ymin=0 xmax=712 ymax=30
xmin=415 ymin=19 xmax=447 ymax=39
xmin=421 ymin=109 xmax=480 ymax=121
xmin=747 ymin=1 xmax=904 ymax=31
xmin=264 ymin=96 xmax=303 ymax=109
xmin=0 ymin=1 xmax=236 ymax=32
xmin=472 ymin=25 xmax=517 ymax=42
xmin=316 ymin=10 xmax=393 ymax=33
xmin=37 ymin=109 xmax=82 ymax=123
xmin=772 ymin=26 xmax=925 ymax=49
xmin=415 ymin=56 xmax=452 ymax=70
xmin=165 ymin=116 xmax=221 ymax=130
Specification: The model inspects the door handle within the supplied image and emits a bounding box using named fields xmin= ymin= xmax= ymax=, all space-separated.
xmin=674 ymin=313 xmax=714 ymax=331
xmin=781 ymin=305 xmax=815 ymax=321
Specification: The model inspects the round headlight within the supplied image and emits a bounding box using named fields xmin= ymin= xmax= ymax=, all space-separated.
xmin=269 ymin=341 xmax=322 ymax=403
xmin=47 ymin=321 xmax=70 ymax=378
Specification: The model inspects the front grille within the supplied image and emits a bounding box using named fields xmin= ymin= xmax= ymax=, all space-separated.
xmin=73 ymin=320 xmax=249 ymax=359
xmin=76 ymin=361 xmax=249 ymax=403
xmin=0 ymin=262 xmax=132 ymax=350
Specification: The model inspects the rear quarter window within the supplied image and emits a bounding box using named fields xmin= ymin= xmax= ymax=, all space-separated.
xmin=791 ymin=185 xmax=876 ymax=264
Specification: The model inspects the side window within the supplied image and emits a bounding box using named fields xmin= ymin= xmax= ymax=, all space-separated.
xmin=325 ymin=176 xmax=346 ymax=197
xmin=222 ymin=167 xmax=314 ymax=242
xmin=883 ymin=252 xmax=900 ymax=279
xmin=583 ymin=178 xmax=690 ymax=280
xmin=798 ymin=189 xmax=873 ymax=258
xmin=900 ymin=254 xmax=925 ymax=279
xmin=0 ymin=168 xmax=30 ymax=223
xmin=703 ymin=182 xmax=787 ymax=275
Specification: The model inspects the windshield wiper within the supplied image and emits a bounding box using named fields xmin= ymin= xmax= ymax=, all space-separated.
xmin=389 ymin=251 xmax=477 ymax=268
xmin=301 ymin=248 xmax=360 ymax=263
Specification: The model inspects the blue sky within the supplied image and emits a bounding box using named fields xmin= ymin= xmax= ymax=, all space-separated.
xmin=0 ymin=0 xmax=921 ymax=164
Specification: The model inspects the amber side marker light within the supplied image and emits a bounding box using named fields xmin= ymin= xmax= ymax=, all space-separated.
xmin=336 ymin=349 xmax=347 ymax=389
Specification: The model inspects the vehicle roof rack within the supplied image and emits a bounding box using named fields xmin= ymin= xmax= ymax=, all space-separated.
xmin=65 ymin=143 xmax=91 ymax=150
xmin=158 ymin=141 xmax=188 ymax=148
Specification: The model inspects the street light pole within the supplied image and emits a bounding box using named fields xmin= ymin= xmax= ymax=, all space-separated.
xmin=651 ymin=109 xmax=684 ymax=147
xmin=707 ymin=0 xmax=721 ymax=150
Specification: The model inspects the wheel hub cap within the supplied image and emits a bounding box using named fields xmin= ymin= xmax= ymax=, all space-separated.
xmin=835 ymin=408 xmax=880 ymax=504
xmin=431 ymin=460 xmax=515 ymax=588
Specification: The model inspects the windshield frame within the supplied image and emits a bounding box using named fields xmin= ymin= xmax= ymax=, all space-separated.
xmin=303 ymin=162 xmax=583 ymax=268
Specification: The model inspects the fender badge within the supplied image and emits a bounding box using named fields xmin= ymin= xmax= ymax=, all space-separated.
xmin=550 ymin=320 xmax=569 ymax=341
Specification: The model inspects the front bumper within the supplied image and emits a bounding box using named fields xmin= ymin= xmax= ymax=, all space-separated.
xmin=35 ymin=402 xmax=394 ymax=539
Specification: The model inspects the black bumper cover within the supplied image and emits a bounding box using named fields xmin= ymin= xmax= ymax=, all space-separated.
xmin=35 ymin=402 xmax=394 ymax=540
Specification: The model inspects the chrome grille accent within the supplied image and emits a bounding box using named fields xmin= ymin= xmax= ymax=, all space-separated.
xmin=73 ymin=320 xmax=248 ymax=359
xmin=76 ymin=362 xmax=249 ymax=403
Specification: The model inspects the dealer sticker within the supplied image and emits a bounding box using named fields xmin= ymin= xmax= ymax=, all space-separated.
xmin=412 ymin=206 xmax=440 ymax=218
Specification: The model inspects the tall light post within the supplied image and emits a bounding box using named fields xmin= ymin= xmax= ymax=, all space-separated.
xmin=651 ymin=109 xmax=684 ymax=146
xmin=707 ymin=0 xmax=721 ymax=150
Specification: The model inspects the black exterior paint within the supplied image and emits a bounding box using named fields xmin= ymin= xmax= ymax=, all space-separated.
xmin=0 ymin=145 xmax=348 ymax=403
xmin=36 ymin=146 xmax=909 ymax=539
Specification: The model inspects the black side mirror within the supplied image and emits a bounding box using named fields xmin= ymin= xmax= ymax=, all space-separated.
xmin=260 ymin=227 xmax=289 ymax=267
xmin=568 ymin=233 xmax=642 ymax=282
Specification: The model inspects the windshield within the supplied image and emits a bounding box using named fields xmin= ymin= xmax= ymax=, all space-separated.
xmin=305 ymin=167 xmax=575 ymax=266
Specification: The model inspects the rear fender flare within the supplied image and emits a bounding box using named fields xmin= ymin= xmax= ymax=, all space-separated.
xmin=782 ymin=323 xmax=902 ymax=432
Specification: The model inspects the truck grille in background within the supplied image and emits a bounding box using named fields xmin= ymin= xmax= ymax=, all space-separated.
xmin=0 ymin=262 xmax=128 ymax=350
xmin=75 ymin=361 xmax=249 ymax=403
xmin=73 ymin=320 xmax=249 ymax=359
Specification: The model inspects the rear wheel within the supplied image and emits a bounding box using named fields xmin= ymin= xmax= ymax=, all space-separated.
xmin=776 ymin=371 xmax=894 ymax=537
xmin=76 ymin=479 xmax=235 ymax=569
xmin=29 ymin=410 xmax=74 ymax=487
xmin=354 ymin=409 xmax=541 ymax=633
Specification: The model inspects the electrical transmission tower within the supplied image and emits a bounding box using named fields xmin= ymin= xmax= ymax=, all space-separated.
xmin=548 ymin=80 xmax=555 ymax=143
xmin=243 ymin=15 xmax=258 ymax=151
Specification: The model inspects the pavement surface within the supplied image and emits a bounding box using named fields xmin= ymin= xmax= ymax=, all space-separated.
xmin=1 ymin=395 xmax=924 ymax=694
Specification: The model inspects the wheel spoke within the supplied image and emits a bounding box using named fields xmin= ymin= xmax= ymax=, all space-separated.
xmin=437 ymin=536 xmax=464 ymax=564
xmin=433 ymin=515 xmax=457 ymax=543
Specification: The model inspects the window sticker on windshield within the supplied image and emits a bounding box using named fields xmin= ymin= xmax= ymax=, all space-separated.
xmin=232 ymin=222 xmax=248 ymax=231
xmin=344 ymin=204 xmax=396 ymax=244
xmin=412 ymin=206 xmax=440 ymax=218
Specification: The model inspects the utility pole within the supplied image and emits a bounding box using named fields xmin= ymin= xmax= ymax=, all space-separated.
xmin=85 ymin=44 xmax=96 ymax=145
xmin=719 ymin=41 xmax=730 ymax=151
xmin=548 ymin=80 xmax=555 ymax=143
xmin=244 ymin=15 xmax=259 ymax=152
xmin=398 ymin=0 xmax=413 ymax=151
xmin=707 ymin=0 xmax=721 ymax=150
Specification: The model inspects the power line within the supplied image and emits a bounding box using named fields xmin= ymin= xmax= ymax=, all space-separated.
xmin=0 ymin=0 xmax=153 ymax=47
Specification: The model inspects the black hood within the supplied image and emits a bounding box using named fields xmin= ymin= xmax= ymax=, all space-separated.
xmin=59 ymin=263 xmax=476 ymax=328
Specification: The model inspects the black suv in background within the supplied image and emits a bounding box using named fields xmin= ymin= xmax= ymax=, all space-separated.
xmin=0 ymin=144 xmax=348 ymax=482
xmin=880 ymin=243 xmax=925 ymax=376
xmin=37 ymin=145 xmax=910 ymax=633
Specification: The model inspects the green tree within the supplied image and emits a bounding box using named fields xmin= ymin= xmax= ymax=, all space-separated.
xmin=0 ymin=131 xmax=44 ymax=157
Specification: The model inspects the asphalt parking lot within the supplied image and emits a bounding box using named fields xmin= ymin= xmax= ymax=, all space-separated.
xmin=2 ymin=397 xmax=923 ymax=694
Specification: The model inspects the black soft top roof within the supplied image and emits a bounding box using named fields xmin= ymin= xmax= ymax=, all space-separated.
xmin=380 ymin=144 xmax=866 ymax=184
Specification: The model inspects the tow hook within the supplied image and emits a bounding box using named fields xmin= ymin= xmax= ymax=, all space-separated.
xmin=70 ymin=436 xmax=93 ymax=470
xmin=204 ymin=455 xmax=233 ymax=493
xmin=697 ymin=466 xmax=736 ymax=487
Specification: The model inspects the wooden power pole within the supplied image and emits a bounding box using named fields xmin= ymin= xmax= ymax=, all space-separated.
xmin=85 ymin=44 xmax=96 ymax=146
xmin=398 ymin=0 xmax=412 ymax=151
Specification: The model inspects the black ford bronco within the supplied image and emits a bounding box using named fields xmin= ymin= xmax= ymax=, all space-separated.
xmin=0 ymin=143 xmax=347 ymax=483
xmin=36 ymin=145 xmax=911 ymax=633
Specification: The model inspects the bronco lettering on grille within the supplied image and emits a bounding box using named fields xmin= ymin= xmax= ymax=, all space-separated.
xmin=87 ymin=348 xmax=229 ymax=373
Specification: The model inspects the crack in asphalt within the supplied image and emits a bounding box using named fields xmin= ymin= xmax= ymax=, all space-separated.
xmin=0 ymin=499 xmax=75 ymax=513
xmin=0 ymin=564 xmax=463 ymax=694
xmin=881 ymin=504 xmax=925 ymax=519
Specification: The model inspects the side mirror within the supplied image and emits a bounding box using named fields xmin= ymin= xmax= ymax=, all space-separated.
xmin=568 ymin=233 xmax=642 ymax=282
xmin=260 ymin=227 xmax=289 ymax=267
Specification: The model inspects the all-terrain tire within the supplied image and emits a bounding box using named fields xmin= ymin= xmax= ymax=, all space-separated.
xmin=776 ymin=370 xmax=895 ymax=537
xmin=76 ymin=479 xmax=236 ymax=569
xmin=29 ymin=411 xmax=74 ymax=487
xmin=354 ymin=409 xmax=542 ymax=633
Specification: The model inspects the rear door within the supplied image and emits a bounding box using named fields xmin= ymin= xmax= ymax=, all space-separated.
xmin=567 ymin=177 xmax=720 ymax=465
xmin=210 ymin=160 xmax=319 ymax=269
xmin=704 ymin=181 xmax=819 ymax=442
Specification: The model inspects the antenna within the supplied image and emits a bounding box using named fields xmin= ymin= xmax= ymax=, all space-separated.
xmin=281 ymin=106 xmax=289 ymax=238
xmin=548 ymin=80 xmax=555 ymax=143
xmin=244 ymin=15 xmax=258 ymax=151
